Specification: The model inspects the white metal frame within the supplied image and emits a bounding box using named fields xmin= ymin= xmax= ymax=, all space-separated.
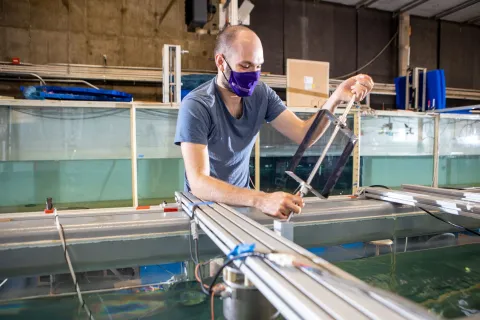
xmin=432 ymin=114 xmax=440 ymax=187
xmin=162 ymin=45 xmax=182 ymax=104
xmin=404 ymin=67 xmax=427 ymax=111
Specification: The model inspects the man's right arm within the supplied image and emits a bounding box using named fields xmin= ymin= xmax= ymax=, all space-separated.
xmin=181 ymin=142 xmax=304 ymax=219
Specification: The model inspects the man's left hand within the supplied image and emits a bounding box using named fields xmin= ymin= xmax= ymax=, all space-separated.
xmin=333 ymin=74 xmax=374 ymax=103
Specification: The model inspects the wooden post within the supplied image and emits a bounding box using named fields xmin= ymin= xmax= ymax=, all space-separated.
xmin=130 ymin=106 xmax=138 ymax=207
xmin=398 ymin=13 xmax=410 ymax=76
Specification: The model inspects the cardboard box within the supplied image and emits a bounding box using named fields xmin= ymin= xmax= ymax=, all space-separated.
xmin=286 ymin=59 xmax=330 ymax=108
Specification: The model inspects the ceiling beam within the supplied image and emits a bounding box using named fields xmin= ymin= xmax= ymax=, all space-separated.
xmin=394 ymin=0 xmax=432 ymax=17
xmin=466 ymin=15 xmax=480 ymax=24
xmin=433 ymin=0 xmax=480 ymax=19
xmin=355 ymin=0 xmax=380 ymax=10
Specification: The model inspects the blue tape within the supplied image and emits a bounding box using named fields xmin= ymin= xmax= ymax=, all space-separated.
xmin=228 ymin=243 xmax=256 ymax=260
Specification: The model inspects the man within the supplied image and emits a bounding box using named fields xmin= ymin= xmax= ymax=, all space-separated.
xmin=174 ymin=25 xmax=373 ymax=219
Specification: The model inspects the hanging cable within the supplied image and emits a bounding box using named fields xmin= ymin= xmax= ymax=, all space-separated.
xmin=0 ymin=279 xmax=7 ymax=289
xmin=195 ymin=262 xmax=212 ymax=296
xmin=369 ymin=185 xmax=480 ymax=236
xmin=334 ymin=29 xmax=399 ymax=79
xmin=53 ymin=209 xmax=95 ymax=320
xmin=369 ymin=184 xmax=390 ymax=189
xmin=189 ymin=220 xmax=199 ymax=264
xmin=417 ymin=206 xmax=480 ymax=237
xmin=211 ymin=291 xmax=215 ymax=320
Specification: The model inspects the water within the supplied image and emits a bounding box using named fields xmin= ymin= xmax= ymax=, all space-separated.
xmin=0 ymin=281 xmax=222 ymax=320
xmin=0 ymin=158 xmax=185 ymax=213
xmin=2 ymin=237 xmax=480 ymax=319
xmin=335 ymin=242 xmax=480 ymax=319
xmin=361 ymin=155 xmax=480 ymax=189
xmin=259 ymin=155 xmax=353 ymax=195
xmin=2 ymin=155 xmax=479 ymax=213
xmin=0 ymin=262 xmax=224 ymax=320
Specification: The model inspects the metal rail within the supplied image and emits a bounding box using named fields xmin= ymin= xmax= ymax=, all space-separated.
xmin=402 ymin=184 xmax=480 ymax=203
xmin=2 ymin=63 xmax=480 ymax=100
xmin=2 ymin=198 xmax=480 ymax=278
xmin=176 ymin=191 xmax=438 ymax=320
xmin=364 ymin=186 xmax=480 ymax=219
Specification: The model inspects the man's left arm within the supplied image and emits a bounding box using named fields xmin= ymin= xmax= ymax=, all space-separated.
xmin=270 ymin=74 xmax=374 ymax=146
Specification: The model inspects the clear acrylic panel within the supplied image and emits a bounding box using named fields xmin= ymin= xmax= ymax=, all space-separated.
xmin=259 ymin=111 xmax=354 ymax=196
xmin=135 ymin=108 xmax=256 ymax=204
xmin=135 ymin=108 xmax=185 ymax=205
xmin=438 ymin=115 xmax=480 ymax=188
xmin=0 ymin=106 xmax=132 ymax=213
xmin=360 ymin=115 xmax=435 ymax=188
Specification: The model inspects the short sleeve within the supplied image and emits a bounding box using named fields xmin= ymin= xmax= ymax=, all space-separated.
xmin=174 ymin=98 xmax=211 ymax=146
xmin=264 ymin=84 xmax=287 ymax=123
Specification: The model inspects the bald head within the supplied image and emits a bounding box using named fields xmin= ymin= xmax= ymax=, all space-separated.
xmin=215 ymin=26 xmax=261 ymax=57
xmin=214 ymin=25 xmax=263 ymax=75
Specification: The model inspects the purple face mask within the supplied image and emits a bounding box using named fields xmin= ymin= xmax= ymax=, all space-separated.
xmin=222 ymin=56 xmax=260 ymax=97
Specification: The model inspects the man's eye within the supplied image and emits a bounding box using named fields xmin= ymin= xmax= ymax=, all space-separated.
xmin=241 ymin=64 xmax=250 ymax=69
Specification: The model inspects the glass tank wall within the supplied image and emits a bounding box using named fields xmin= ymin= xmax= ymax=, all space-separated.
xmin=1 ymin=102 xmax=479 ymax=213
xmin=259 ymin=112 xmax=354 ymax=196
xmin=438 ymin=115 xmax=480 ymax=188
xmin=0 ymin=106 xmax=133 ymax=213
xmin=135 ymin=108 xmax=185 ymax=206
xmin=360 ymin=114 xmax=435 ymax=189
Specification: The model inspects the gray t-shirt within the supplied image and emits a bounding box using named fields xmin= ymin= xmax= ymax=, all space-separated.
xmin=174 ymin=77 xmax=286 ymax=191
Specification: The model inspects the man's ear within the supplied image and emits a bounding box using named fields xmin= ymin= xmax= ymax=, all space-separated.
xmin=214 ymin=54 xmax=225 ymax=72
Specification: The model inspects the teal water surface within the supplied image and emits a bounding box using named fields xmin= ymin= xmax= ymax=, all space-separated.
xmin=336 ymin=243 xmax=480 ymax=319
xmin=0 ymin=281 xmax=223 ymax=320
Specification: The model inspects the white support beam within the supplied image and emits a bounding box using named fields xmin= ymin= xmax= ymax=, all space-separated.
xmin=130 ymin=106 xmax=138 ymax=208
xmin=432 ymin=114 xmax=440 ymax=188
xmin=228 ymin=0 xmax=239 ymax=26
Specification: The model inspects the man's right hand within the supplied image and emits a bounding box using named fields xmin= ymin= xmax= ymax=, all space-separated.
xmin=256 ymin=192 xmax=305 ymax=219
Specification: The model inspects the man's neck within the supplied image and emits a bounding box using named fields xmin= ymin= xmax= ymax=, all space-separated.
xmin=216 ymin=76 xmax=243 ymax=119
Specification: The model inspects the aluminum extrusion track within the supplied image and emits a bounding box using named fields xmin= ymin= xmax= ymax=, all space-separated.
xmin=402 ymin=184 xmax=480 ymax=203
xmin=176 ymin=192 xmax=438 ymax=320
xmin=3 ymin=198 xmax=480 ymax=278
xmin=364 ymin=187 xmax=480 ymax=219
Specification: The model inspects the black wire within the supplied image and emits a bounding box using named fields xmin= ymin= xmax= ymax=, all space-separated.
xmin=208 ymin=252 xmax=267 ymax=295
xmin=368 ymin=184 xmax=480 ymax=237
xmin=368 ymin=185 xmax=390 ymax=189
xmin=57 ymin=218 xmax=95 ymax=319
xmin=417 ymin=206 xmax=480 ymax=237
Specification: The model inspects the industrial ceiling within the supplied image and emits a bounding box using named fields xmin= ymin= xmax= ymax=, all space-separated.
xmin=322 ymin=0 xmax=480 ymax=25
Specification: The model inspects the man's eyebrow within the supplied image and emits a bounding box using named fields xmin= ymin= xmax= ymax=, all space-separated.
xmin=238 ymin=60 xmax=264 ymax=65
